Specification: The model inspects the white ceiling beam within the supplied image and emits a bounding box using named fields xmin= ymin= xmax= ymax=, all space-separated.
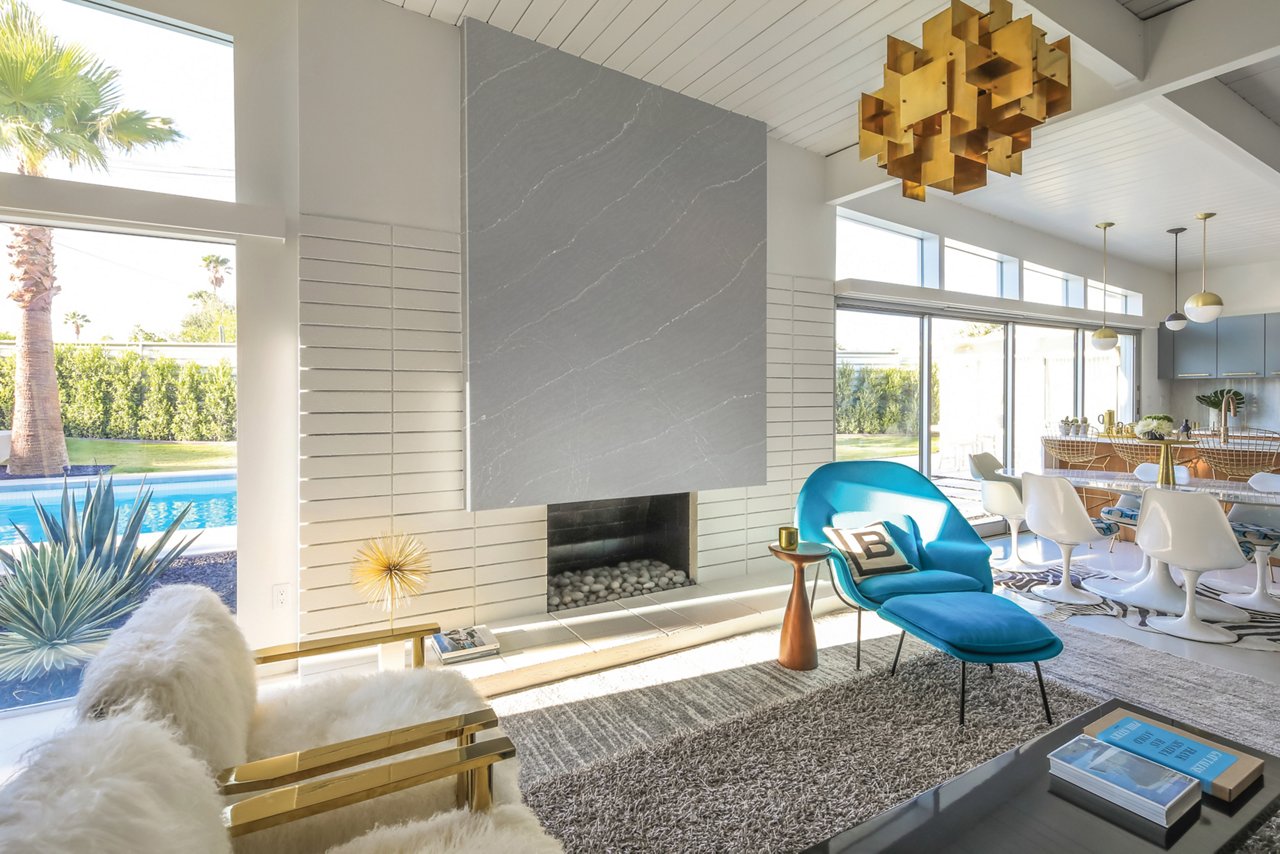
xmin=1156 ymin=80 xmax=1280 ymax=192
xmin=1143 ymin=0 xmax=1280 ymax=94
xmin=824 ymin=146 xmax=895 ymax=205
xmin=1018 ymin=0 xmax=1145 ymax=84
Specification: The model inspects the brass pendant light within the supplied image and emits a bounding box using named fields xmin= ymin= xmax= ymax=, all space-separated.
xmin=1091 ymin=222 xmax=1119 ymax=351
xmin=1164 ymin=227 xmax=1188 ymax=331
xmin=1185 ymin=212 xmax=1224 ymax=323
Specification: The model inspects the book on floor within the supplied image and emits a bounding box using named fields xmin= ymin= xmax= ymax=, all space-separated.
xmin=1083 ymin=708 xmax=1264 ymax=802
xmin=1048 ymin=735 xmax=1200 ymax=827
xmin=431 ymin=625 xmax=500 ymax=664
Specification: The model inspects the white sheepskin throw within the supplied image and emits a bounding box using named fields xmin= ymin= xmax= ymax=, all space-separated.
xmin=236 ymin=667 xmax=521 ymax=854
xmin=0 ymin=713 xmax=230 ymax=854
xmin=76 ymin=584 xmax=257 ymax=770
xmin=325 ymin=806 xmax=564 ymax=854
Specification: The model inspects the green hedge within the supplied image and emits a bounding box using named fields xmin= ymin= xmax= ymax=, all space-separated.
xmin=836 ymin=362 xmax=939 ymax=435
xmin=0 ymin=346 xmax=236 ymax=442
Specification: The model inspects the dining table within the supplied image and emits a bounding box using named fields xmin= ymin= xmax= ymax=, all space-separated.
xmin=1004 ymin=467 xmax=1270 ymax=621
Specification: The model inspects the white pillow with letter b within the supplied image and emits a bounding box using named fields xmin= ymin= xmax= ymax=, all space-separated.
xmin=824 ymin=523 xmax=918 ymax=582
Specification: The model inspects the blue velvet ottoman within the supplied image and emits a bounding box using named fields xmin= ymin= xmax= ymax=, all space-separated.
xmin=878 ymin=591 xmax=1063 ymax=725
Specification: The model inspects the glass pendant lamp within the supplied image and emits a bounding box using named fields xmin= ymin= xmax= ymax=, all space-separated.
xmin=1164 ymin=227 xmax=1188 ymax=331
xmin=1185 ymin=212 xmax=1225 ymax=323
xmin=1091 ymin=222 xmax=1119 ymax=351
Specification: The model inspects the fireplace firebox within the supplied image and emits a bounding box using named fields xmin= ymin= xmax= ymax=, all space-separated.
xmin=545 ymin=493 xmax=693 ymax=611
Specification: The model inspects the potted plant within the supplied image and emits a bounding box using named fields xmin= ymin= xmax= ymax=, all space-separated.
xmin=1059 ymin=417 xmax=1072 ymax=436
xmin=1195 ymin=389 xmax=1245 ymax=426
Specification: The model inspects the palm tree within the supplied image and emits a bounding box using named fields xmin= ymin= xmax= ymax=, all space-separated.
xmin=0 ymin=1 xmax=180 ymax=474
xmin=200 ymin=254 xmax=231 ymax=294
xmin=63 ymin=310 xmax=89 ymax=341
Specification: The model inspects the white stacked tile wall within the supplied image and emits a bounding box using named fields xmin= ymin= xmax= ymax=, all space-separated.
xmin=298 ymin=214 xmax=547 ymax=638
xmin=299 ymin=212 xmax=834 ymax=635
xmin=695 ymin=274 xmax=836 ymax=582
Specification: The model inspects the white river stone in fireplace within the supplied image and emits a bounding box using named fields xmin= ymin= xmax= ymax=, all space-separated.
xmin=548 ymin=560 xmax=691 ymax=611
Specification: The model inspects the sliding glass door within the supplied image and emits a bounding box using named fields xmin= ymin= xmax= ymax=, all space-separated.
xmin=835 ymin=304 xmax=1139 ymax=524
xmin=835 ymin=309 xmax=923 ymax=468
xmin=1012 ymin=325 xmax=1077 ymax=473
xmin=930 ymin=319 xmax=1006 ymax=521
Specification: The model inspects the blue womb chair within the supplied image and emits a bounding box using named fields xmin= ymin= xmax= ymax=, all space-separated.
xmin=797 ymin=461 xmax=1062 ymax=724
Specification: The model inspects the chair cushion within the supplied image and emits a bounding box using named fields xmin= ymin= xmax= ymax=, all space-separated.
xmin=239 ymin=668 xmax=522 ymax=854
xmin=856 ymin=568 xmax=983 ymax=603
xmin=0 ymin=713 xmax=230 ymax=854
xmin=880 ymin=591 xmax=1059 ymax=656
xmin=76 ymin=584 xmax=256 ymax=771
xmin=1100 ymin=505 xmax=1139 ymax=526
xmin=1092 ymin=517 xmax=1121 ymax=537
xmin=1231 ymin=521 xmax=1280 ymax=560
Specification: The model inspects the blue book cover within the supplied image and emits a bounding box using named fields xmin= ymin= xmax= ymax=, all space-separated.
xmin=1050 ymin=736 xmax=1198 ymax=810
xmin=1097 ymin=717 xmax=1238 ymax=793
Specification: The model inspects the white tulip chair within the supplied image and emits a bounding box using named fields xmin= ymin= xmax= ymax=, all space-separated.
xmin=1136 ymin=489 xmax=1248 ymax=644
xmin=1221 ymin=472 xmax=1280 ymax=614
xmin=970 ymin=453 xmax=1030 ymax=569
xmin=1022 ymin=472 xmax=1109 ymax=605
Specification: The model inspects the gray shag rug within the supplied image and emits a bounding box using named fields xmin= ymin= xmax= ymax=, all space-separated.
xmin=501 ymin=614 xmax=1280 ymax=854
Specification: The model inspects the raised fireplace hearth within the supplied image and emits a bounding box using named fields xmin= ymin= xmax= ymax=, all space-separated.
xmin=546 ymin=493 xmax=693 ymax=611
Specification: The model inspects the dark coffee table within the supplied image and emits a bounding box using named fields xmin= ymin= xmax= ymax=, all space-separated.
xmin=807 ymin=699 xmax=1280 ymax=853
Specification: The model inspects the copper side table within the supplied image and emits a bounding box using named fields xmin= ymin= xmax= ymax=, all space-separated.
xmin=768 ymin=541 xmax=832 ymax=671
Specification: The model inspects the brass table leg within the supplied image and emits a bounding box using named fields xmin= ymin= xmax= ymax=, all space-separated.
xmin=779 ymin=557 xmax=818 ymax=670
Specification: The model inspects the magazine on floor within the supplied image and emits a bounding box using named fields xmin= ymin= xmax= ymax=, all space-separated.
xmin=1049 ymin=735 xmax=1200 ymax=827
xmin=431 ymin=625 xmax=500 ymax=664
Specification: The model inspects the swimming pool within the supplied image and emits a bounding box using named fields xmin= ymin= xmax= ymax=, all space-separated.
xmin=0 ymin=472 xmax=237 ymax=546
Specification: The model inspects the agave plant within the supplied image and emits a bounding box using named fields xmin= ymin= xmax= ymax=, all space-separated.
xmin=0 ymin=476 xmax=196 ymax=680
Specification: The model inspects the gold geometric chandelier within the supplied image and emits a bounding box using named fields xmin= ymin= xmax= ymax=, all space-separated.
xmin=859 ymin=0 xmax=1071 ymax=201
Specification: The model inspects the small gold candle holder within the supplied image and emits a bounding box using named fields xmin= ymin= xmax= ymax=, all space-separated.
xmin=778 ymin=526 xmax=799 ymax=551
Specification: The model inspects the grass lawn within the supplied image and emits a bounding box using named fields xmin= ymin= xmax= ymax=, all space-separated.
xmin=836 ymin=434 xmax=939 ymax=461
xmin=66 ymin=438 xmax=236 ymax=474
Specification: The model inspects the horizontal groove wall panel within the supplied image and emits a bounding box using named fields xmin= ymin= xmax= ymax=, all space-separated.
xmin=299 ymin=217 xmax=836 ymax=635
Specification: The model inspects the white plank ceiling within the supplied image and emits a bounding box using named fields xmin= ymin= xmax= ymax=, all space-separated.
xmin=1113 ymin=0 xmax=1195 ymax=20
xmin=389 ymin=0 xmax=959 ymax=156
xmin=1220 ymin=54 xmax=1280 ymax=127
xmin=947 ymin=101 xmax=1280 ymax=269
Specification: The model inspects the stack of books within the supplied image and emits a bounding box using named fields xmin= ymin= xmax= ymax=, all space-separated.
xmin=1048 ymin=708 xmax=1265 ymax=841
xmin=430 ymin=625 xmax=500 ymax=664
xmin=1049 ymin=735 xmax=1200 ymax=828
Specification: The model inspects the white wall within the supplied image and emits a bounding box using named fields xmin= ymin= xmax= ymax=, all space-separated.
xmin=839 ymin=190 xmax=1176 ymax=417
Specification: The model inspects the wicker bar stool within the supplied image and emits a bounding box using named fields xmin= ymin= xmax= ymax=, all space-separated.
xmin=1042 ymin=433 xmax=1111 ymax=518
xmin=1196 ymin=432 xmax=1280 ymax=482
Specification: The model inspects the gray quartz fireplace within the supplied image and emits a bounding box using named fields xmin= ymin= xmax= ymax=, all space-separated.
xmin=545 ymin=493 xmax=694 ymax=611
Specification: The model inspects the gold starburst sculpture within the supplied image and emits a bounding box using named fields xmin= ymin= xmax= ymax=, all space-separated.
xmin=352 ymin=533 xmax=432 ymax=629
xmin=859 ymin=0 xmax=1071 ymax=200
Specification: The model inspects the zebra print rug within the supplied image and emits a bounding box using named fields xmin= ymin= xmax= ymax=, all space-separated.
xmin=994 ymin=565 xmax=1280 ymax=653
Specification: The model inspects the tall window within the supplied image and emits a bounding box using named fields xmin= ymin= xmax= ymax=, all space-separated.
xmin=1012 ymin=325 xmax=1077 ymax=473
xmin=836 ymin=215 xmax=922 ymax=286
xmin=944 ymin=239 xmax=1004 ymax=298
xmin=1083 ymin=330 xmax=1138 ymax=423
xmin=0 ymin=1 xmax=237 ymax=714
xmin=2 ymin=0 xmax=234 ymax=201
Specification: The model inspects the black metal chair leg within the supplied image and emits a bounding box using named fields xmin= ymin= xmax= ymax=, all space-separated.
xmin=890 ymin=631 xmax=905 ymax=676
xmin=856 ymin=607 xmax=862 ymax=671
xmin=987 ymin=663 xmax=994 ymax=675
xmin=1035 ymin=661 xmax=1053 ymax=725
xmin=959 ymin=661 xmax=967 ymax=726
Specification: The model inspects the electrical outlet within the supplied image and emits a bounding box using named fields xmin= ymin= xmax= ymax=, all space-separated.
xmin=272 ymin=583 xmax=290 ymax=610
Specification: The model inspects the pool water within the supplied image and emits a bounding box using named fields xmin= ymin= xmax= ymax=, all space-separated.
xmin=0 ymin=474 xmax=237 ymax=546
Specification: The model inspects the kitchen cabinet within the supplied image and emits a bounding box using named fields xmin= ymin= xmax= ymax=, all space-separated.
xmin=1216 ymin=314 xmax=1265 ymax=379
xmin=1266 ymin=313 xmax=1280 ymax=377
xmin=1171 ymin=319 xmax=1217 ymax=380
